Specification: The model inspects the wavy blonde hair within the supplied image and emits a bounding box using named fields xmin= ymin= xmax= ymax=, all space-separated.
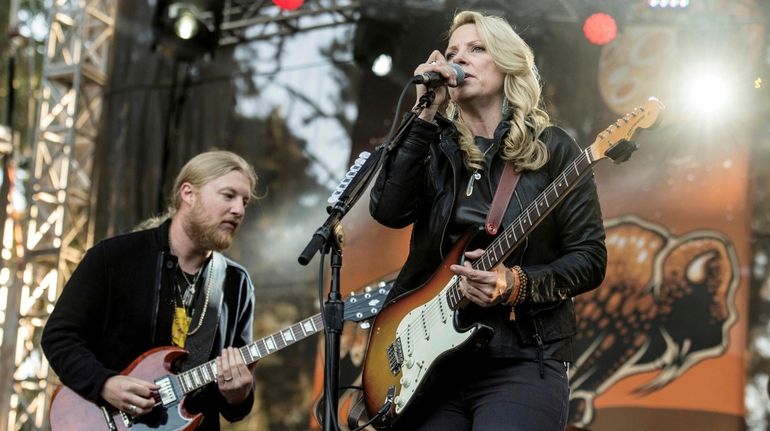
xmin=446 ymin=11 xmax=549 ymax=172
xmin=134 ymin=151 xmax=258 ymax=231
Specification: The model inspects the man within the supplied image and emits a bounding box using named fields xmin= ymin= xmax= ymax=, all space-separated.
xmin=41 ymin=151 xmax=258 ymax=430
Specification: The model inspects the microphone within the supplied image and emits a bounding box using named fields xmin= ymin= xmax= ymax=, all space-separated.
xmin=412 ymin=63 xmax=465 ymax=87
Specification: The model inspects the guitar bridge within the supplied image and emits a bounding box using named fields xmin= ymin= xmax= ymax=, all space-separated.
xmin=387 ymin=337 xmax=404 ymax=375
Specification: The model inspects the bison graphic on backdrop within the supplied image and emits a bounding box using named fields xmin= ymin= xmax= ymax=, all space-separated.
xmin=568 ymin=215 xmax=739 ymax=426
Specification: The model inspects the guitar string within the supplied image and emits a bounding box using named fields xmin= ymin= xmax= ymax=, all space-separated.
xmin=404 ymin=150 xmax=604 ymax=367
xmin=183 ymin=291 xmax=381 ymax=390
xmin=396 ymin=117 xmax=657 ymax=354
xmin=398 ymin=153 xmax=590 ymax=343
xmin=400 ymin=191 xmax=543 ymax=340
xmin=182 ymin=315 xmax=323 ymax=391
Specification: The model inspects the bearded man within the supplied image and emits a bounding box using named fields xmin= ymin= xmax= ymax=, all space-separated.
xmin=42 ymin=151 xmax=258 ymax=430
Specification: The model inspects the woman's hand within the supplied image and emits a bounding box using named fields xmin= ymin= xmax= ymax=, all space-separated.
xmin=450 ymin=249 xmax=516 ymax=308
xmin=413 ymin=50 xmax=460 ymax=123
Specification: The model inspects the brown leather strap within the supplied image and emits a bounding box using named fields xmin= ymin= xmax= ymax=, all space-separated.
xmin=485 ymin=161 xmax=520 ymax=236
xmin=347 ymin=393 xmax=369 ymax=430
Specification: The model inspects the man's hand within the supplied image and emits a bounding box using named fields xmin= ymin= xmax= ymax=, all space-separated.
xmin=216 ymin=347 xmax=257 ymax=405
xmin=100 ymin=375 xmax=159 ymax=417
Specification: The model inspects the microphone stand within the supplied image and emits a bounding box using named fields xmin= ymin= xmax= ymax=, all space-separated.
xmin=298 ymin=89 xmax=436 ymax=431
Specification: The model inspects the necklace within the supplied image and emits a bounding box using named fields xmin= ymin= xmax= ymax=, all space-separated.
xmin=168 ymin=235 xmax=213 ymax=336
xmin=178 ymin=268 xmax=202 ymax=309
xmin=169 ymin=237 xmax=203 ymax=309
xmin=465 ymin=142 xmax=495 ymax=196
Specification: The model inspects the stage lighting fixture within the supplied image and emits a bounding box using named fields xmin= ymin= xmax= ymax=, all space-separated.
xmin=353 ymin=18 xmax=401 ymax=78
xmin=648 ymin=0 xmax=690 ymax=8
xmin=152 ymin=0 xmax=224 ymax=61
xmin=173 ymin=6 xmax=200 ymax=40
xmin=583 ymin=12 xmax=617 ymax=46
xmin=371 ymin=54 xmax=393 ymax=77
xmin=686 ymin=73 xmax=728 ymax=115
xmin=273 ymin=0 xmax=304 ymax=11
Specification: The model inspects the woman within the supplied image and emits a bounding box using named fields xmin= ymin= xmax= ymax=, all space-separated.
xmin=369 ymin=10 xmax=607 ymax=431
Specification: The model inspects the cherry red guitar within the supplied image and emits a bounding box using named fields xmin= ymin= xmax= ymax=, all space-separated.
xmin=49 ymin=284 xmax=390 ymax=430
xmin=361 ymin=99 xmax=665 ymax=429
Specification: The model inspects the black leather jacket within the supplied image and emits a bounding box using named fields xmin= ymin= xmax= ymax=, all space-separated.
xmin=370 ymin=116 xmax=607 ymax=362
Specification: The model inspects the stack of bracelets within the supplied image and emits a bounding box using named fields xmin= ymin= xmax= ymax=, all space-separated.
xmin=505 ymin=265 xmax=529 ymax=306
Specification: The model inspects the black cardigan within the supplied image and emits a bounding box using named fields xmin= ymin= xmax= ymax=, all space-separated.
xmin=41 ymin=220 xmax=255 ymax=429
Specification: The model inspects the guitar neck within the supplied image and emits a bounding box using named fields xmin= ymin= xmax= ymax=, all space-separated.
xmin=446 ymin=148 xmax=595 ymax=309
xmin=176 ymin=313 xmax=325 ymax=394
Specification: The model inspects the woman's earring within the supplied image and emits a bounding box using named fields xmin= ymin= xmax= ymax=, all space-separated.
xmin=501 ymin=98 xmax=510 ymax=116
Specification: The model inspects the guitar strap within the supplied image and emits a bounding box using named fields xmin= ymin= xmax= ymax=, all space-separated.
xmin=347 ymin=394 xmax=369 ymax=430
xmin=485 ymin=161 xmax=521 ymax=236
xmin=181 ymin=251 xmax=226 ymax=372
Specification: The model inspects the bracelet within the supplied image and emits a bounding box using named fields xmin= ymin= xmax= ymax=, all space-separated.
xmin=504 ymin=266 xmax=529 ymax=306
xmin=491 ymin=265 xmax=511 ymax=303
xmin=514 ymin=266 xmax=529 ymax=305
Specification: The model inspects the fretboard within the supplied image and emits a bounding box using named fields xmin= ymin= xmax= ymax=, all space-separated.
xmin=446 ymin=148 xmax=594 ymax=309
xmin=176 ymin=313 xmax=324 ymax=394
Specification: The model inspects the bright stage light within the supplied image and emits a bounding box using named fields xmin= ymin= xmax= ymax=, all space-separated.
xmin=583 ymin=12 xmax=618 ymax=46
xmin=174 ymin=9 xmax=199 ymax=40
xmin=648 ymin=0 xmax=690 ymax=8
xmin=687 ymin=74 xmax=728 ymax=115
xmin=273 ymin=0 xmax=304 ymax=11
xmin=371 ymin=54 xmax=393 ymax=77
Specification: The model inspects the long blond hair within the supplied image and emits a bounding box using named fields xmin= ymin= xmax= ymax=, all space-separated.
xmin=134 ymin=151 xmax=258 ymax=230
xmin=446 ymin=11 xmax=549 ymax=172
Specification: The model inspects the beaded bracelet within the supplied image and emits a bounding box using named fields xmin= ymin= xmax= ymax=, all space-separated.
xmin=516 ymin=266 xmax=529 ymax=305
xmin=504 ymin=266 xmax=529 ymax=306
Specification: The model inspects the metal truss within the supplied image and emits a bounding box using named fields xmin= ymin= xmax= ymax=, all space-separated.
xmin=219 ymin=0 xmax=360 ymax=45
xmin=0 ymin=0 xmax=117 ymax=429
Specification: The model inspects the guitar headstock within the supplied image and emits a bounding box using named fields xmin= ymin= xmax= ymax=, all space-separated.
xmin=343 ymin=281 xmax=393 ymax=323
xmin=589 ymin=97 xmax=665 ymax=163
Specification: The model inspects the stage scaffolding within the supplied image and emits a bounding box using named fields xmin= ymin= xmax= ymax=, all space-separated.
xmin=0 ymin=1 xmax=359 ymax=430
xmin=0 ymin=0 xmax=118 ymax=429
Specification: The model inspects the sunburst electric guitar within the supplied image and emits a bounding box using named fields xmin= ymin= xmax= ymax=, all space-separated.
xmin=361 ymin=98 xmax=665 ymax=428
xmin=49 ymin=284 xmax=391 ymax=431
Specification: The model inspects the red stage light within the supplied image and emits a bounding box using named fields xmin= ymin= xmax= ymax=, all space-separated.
xmin=273 ymin=0 xmax=304 ymax=11
xmin=583 ymin=12 xmax=617 ymax=46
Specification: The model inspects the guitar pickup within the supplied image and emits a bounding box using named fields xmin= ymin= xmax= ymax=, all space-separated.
xmin=387 ymin=337 xmax=404 ymax=375
xmin=155 ymin=376 xmax=178 ymax=406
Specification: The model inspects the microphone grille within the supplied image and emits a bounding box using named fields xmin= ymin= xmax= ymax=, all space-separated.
xmin=450 ymin=63 xmax=465 ymax=86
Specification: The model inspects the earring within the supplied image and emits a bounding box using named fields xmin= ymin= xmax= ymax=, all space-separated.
xmin=501 ymin=98 xmax=511 ymax=117
xmin=448 ymin=102 xmax=458 ymax=122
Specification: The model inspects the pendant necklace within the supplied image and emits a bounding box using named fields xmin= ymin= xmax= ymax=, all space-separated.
xmin=178 ymin=268 xmax=201 ymax=309
xmin=169 ymin=238 xmax=202 ymax=309
xmin=465 ymin=143 xmax=495 ymax=197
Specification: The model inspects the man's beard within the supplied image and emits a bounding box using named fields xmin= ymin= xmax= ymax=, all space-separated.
xmin=183 ymin=202 xmax=236 ymax=252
